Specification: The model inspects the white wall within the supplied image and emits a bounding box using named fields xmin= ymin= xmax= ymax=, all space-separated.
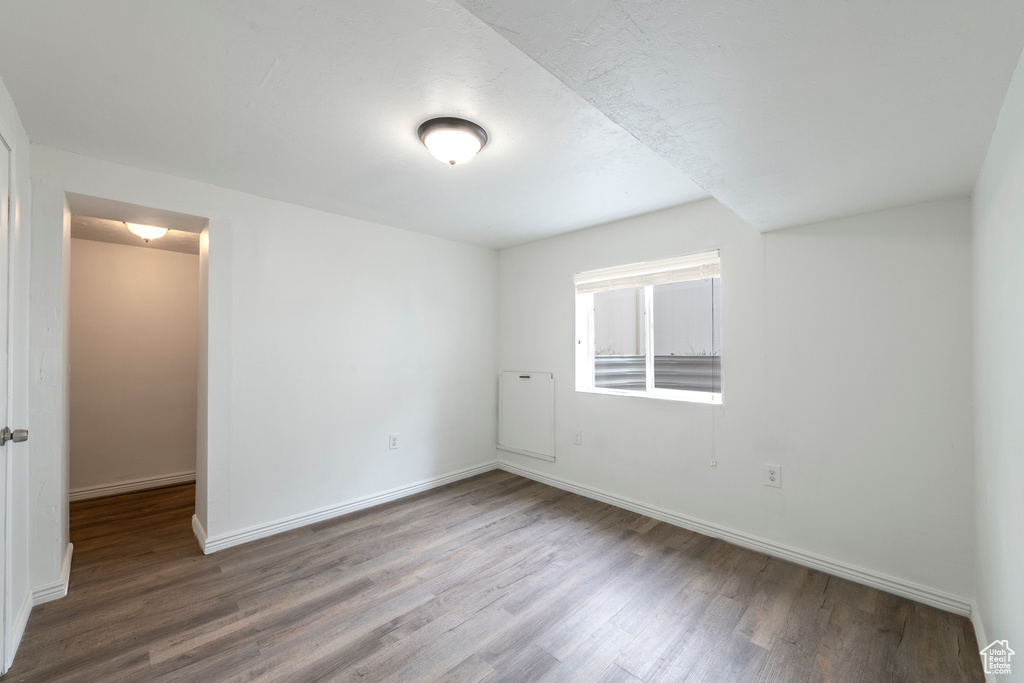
xmin=27 ymin=177 xmax=70 ymax=608
xmin=195 ymin=226 xmax=209 ymax=531
xmin=498 ymin=197 xmax=974 ymax=608
xmin=69 ymin=238 xmax=199 ymax=492
xmin=0 ymin=76 xmax=35 ymax=668
xmin=973 ymin=46 xmax=1024 ymax=664
xmin=30 ymin=145 xmax=499 ymax=548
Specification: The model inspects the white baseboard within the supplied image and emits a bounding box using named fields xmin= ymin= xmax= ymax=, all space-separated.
xmin=497 ymin=461 xmax=973 ymax=617
xmin=32 ymin=543 xmax=74 ymax=605
xmin=7 ymin=542 xmax=68 ymax=668
xmin=69 ymin=471 xmax=196 ymax=501
xmin=199 ymin=462 xmax=500 ymax=554
xmin=189 ymin=455 xmax=973 ymax=617
xmin=192 ymin=514 xmax=208 ymax=551
xmin=6 ymin=589 xmax=32 ymax=670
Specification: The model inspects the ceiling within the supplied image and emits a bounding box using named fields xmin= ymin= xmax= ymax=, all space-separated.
xmin=0 ymin=0 xmax=704 ymax=249
xmin=67 ymin=193 xmax=204 ymax=255
xmin=455 ymin=0 xmax=1024 ymax=230
xmin=1 ymin=2 xmax=1022 ymax=248
xmin=70 ymin=216 xmax=200 ymax=256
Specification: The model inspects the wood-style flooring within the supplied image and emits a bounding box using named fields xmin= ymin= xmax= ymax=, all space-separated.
xmin=4 ymin=471 xmax=983 ymax=682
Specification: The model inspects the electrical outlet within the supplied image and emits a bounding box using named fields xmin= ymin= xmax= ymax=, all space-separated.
xmin=764 ymin=464 xmax=781 ymax=488
xmin=389 ymin=433 xmax=399 ymax=450
xmin=573 ymin=431 xmax=583 ymax=445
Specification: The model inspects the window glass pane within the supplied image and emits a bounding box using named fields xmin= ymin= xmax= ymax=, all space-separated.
xmin=653 ymin=279 xmax=721 ymax=392
xmin=593 ymin=287 xmax=646 ymax=391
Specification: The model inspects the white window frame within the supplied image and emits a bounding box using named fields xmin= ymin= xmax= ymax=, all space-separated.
xmin=574 ymin=250 xmax=722 ymax=405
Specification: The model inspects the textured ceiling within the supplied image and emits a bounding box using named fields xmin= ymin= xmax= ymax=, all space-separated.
xmin=1 ymin=1 xmax=1022 ymax=246
xmin=66 ymin=194 xmax=208 ymax=234
xmin=456 ymin=0 xmax=1024 ymax=230
xmin=67 ymin=193 xmax=205 ymax=255
xmin=0 ymin=0 xmax=705 ymax=249
xmin=70 ymin=216 xmax=201 ymax=256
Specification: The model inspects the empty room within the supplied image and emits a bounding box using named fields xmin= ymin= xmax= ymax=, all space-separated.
xmin=0 ymin=1 xmax=1022 ymax=681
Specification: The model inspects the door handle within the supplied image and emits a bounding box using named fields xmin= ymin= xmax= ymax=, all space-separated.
xmin=0 ymin=427 xmax=28 ymax=446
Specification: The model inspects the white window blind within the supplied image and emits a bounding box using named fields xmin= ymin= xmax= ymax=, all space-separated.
xmin=574 ymin=250 xmax=720 ymax=294
xmin=574 ymin=249 xmax=722 ymax=404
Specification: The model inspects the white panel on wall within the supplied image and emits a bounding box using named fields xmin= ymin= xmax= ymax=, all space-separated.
xmin=498 ymin=371 xmax=555 ymax=462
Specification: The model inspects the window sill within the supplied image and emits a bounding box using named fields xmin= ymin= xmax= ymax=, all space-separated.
xmin=576 ymin=387 xmax=722 ymax=405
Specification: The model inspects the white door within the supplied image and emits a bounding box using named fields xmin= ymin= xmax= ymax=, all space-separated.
xmin=0 ymin=130 xmax=13 ymax=672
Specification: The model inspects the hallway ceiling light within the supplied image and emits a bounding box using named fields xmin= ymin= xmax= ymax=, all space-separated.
xmin=125 ymin=222 xmax=168 ymax=242
xmin=417 ymin=117 xmax=488 ymax=166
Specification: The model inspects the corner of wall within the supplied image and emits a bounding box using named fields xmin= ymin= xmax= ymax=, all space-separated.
xmin=191 ymin=515 xmax=208 ymax=555
xmin=31 ymin=543 xmax=72 ymax=606
xmin=195 ymin=224 xmax=210 ymax=533
xmin=28 ymin=172 xmax=71 ymax=599
xmin=5 ymin=591 xmax=30 ymax=671
xmin=970 ymin=42 xmax=1024 ymax=675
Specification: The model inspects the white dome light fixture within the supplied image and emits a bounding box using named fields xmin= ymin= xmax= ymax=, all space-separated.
xmin=125 ymin=222 xmax=169 ymax=242
xmin=417 ymin=117 xmax=488 ymax=166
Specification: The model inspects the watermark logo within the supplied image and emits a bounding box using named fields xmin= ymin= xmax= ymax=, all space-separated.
xmin=980 ymin=640 xmax=1015 ymax=675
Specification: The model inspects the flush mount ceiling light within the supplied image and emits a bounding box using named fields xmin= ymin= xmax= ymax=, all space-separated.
xmin=417 ymin=117 xmax=488 ymax=166
xmin=125 ymin=222 xmax=168 ymax=242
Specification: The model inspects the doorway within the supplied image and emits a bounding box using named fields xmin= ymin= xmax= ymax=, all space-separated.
xmin=63 ymin=196 xmax=206 ymax=512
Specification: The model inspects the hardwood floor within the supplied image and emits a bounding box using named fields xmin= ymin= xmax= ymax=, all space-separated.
xmin=4 ymin=471 xmax=982 ymax=682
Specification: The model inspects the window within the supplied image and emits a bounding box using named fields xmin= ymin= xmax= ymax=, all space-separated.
xmin=574 ymin=250 xmax=721 ymax=403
